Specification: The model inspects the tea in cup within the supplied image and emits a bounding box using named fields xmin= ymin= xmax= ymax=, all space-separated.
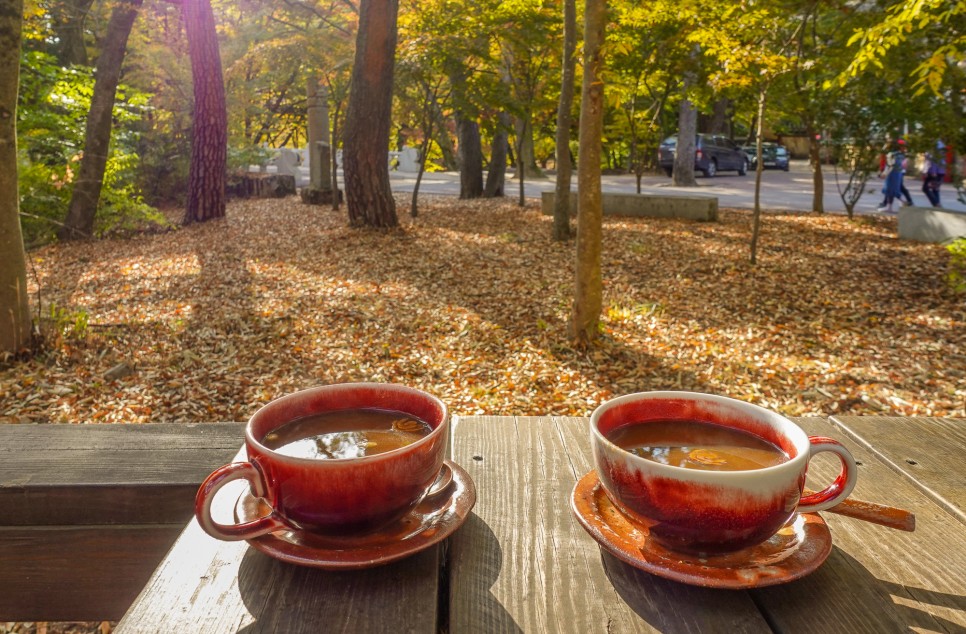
xmin=590 ymin=391 xmax=857 ymax=554
xmin=195 ymin=383 xmax=449 ymax=541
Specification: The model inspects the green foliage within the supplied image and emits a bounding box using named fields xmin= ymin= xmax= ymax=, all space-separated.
xmin=947 ymin=237 xmax=966 ymax=295
xmin=44 ymin=302 xmax=90 ymax=342
xmin=227 ymin=145 xmax=272 ymax=173
xmin=17 ymin=47 xmax=160 ymax=244
xmin=95 ymin=152 xmax=172 ymax=237
xmin=17 ymin=51 xmax=88 ymax=162
xmin=16 ymin=152 xmax=75 ymax=246
xmin=839 ymin=0 xmax=966 ymax=96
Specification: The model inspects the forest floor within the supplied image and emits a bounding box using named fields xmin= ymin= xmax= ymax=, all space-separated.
xmin=2 ymin=194 xmax=965 ymax=429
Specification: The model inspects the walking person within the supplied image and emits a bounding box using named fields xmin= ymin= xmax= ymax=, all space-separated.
xmin=896 ymin=139 xmax=914 ymax=206
xmin=877 ymin=140 xmax=907 ymax=213
xmin=922 ymin=144 xmax=946 ymax=207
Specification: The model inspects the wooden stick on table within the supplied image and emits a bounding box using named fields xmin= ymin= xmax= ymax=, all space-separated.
xmin=807 ymin=489 xmax=916 ymax=532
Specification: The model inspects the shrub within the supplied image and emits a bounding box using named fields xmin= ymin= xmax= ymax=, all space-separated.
xmin=947 ymin=237 xmax=966 ymax=294
xmin=17 ymin=50 xmax=163 ymax=244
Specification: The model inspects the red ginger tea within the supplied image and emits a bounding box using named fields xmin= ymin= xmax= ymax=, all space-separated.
xmin=262 ymin=408 xmax=433 ymax=460
xmin=606 ymin=419 xmax=790 ymax=471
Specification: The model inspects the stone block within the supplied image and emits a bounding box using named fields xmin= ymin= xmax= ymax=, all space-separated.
xmin=898 ymin=207 xmax=966 ymax=243
xmin=541 ymin=191 xmax=718 ymax=221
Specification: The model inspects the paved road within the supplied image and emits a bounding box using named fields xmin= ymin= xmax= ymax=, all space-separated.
xmin=382 ymin=160 xmax=965 ymax=215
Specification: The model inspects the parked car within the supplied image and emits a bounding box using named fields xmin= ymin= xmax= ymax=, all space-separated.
xmin=742 ymin=142 xmax=790 ymax=171
xmin=658 ymin=134 xmax=749 ymax=178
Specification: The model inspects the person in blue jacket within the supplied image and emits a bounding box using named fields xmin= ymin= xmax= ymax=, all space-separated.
xmin=877 ymin=140 xmax=908 ymax=213
xmin=922 ymin=142 xmax=947 ymax=207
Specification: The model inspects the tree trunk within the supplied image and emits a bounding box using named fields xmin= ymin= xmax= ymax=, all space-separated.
xmin=513 ymin=115 xmax=542 ymax=180
xmin=708 ymin=97 xmax=730 ymax=135
xmin=807 ymin=125 xmax=825 ymax=213
xmin=342 ymin=0 xmax=399 ymax=228
xmin=331 ymin=98 xmax=342 ymax=211
xmin=410 ymin=81 xmax=437 ymax=218
xmin=410 ymin=130 xmax=431 ymax=218
xmin=59 ymin=0 xmax=143 ymax=241
xmin=456 ymin=113 xmax=484 ymax=199
xmin=750 ymin=88 xmax=767 ymax=265
xmin=484 ymin=112 xmax=510 ymax=198
xmin=51 ymin=0 xmax=94 ymax=66
xmin=0 ymin=0 xmax=32 ymax=353
xmin=182 ymin=0 xmax=227 ymax=225
xmin=672 ymin=97 xmax=697 ymax=186
xmin=430 ymin=97 xmax=458 ymax=170
xmin=571 ymin=0 xmax=606 ymax=347
xmin=516 ymin=124 xmax=526 ymax=207
xmin=552 ymin=0 xmax=577 ymax=241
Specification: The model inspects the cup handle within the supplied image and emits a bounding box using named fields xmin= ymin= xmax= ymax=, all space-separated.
xmin=422 ymin=462 xmax=454 ymax=504
xmin=798 ymin=436 xmax=858 ymax=513
xmin=194 ymin=462 xmax=289 ymax=541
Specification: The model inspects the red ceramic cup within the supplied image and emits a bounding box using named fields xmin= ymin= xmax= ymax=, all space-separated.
xmin=590 ymin=391 xmax=857 ymax=554
xmin=195 ymin=383 xmax=449 ymax=541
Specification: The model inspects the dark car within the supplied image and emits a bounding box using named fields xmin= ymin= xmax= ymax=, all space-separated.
xmin=742 ymin=142 xmax=790 ymax=171
xmin=659 ymin=134 xmax=749 ymax=178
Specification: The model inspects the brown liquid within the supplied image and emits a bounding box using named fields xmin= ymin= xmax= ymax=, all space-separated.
xmin=262 ymin=409 xmax=433 ymax=460
xmin=606 ymin=420 xmax=789 ymax=471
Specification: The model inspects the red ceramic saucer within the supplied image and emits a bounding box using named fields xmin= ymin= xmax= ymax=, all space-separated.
xmin=235 ymin=460 xmax=476 ymax=569
xmin=571 ymin=470 xmax=833 ymax=589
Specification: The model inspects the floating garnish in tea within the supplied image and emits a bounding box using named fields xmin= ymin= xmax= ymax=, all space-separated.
xmin=606 ymin=420 xmax=789 ymax=471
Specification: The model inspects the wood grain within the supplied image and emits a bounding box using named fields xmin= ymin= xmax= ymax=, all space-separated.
xmin=750 ymin=417 xmax=966 ymax=633
xmin=0 ymin=422 xmax=244 ymax=622
xmin=105 ymin=416 xmax=965 ymax=633
xmin=0 ymin=525 xmax=184 ymax=621
xmin=116 ymin=448 xmax=441 ymax=633
xmin=448 ymin=416 xmax=771 ymax=633
xmin=0 ymin=422 xmax=245 ymax=525
xmin=830 ymin=416 xmax=965 ymax=523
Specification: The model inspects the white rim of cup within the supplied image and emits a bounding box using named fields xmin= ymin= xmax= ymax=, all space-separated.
xmin=246 ymin=382 xmax=449 ymax=466
xmin=589 ymin=391 xmax=810 ymax=479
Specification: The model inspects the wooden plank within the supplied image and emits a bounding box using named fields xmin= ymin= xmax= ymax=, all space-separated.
xmin=118 ymin=522 xmax=441 ymax=633
xmin=0 ymin=524 xmax=184 ymax=621
xmin=116 ymin=459 xmax=441 ymax=633
xmin=0 ymin=422 xmax=244 ymax=525
xmin=829 ymin=416 xmax=965 ymax=523
xmin=751 ymin=417 xmax=966 ymax=633
xmin=448 ymin=416 xmax=771 ymax=633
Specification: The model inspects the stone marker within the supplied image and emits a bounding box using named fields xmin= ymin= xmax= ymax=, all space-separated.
xmin=397 ymin=146 xmax=421 ymax=173
xmin=276 ymin=148 xmax=300 ymax=178
xmin=302 ymin=75 xmax=340 ymax=205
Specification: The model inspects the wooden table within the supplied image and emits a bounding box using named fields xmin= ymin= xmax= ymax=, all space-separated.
xmin=116 ymin=416 xmax=966 ymax=633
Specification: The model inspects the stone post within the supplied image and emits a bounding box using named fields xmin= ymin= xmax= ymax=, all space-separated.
xmin=306 ymin=76 xmax=325 ymax=189
xmin=302 ymin=76 xmax=341 ymax=205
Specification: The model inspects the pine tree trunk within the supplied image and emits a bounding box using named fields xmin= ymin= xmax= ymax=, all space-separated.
xmin=182 ymin=0 xmax=227 ymax=225
xmin=59 ymin=0 xmax=143 ymax=241
xmin=456 ymin=113 xmax=484 ymax=199
xmin=552 ymin=0 xmax=577 ymax=241
xmin=571 ymin=0 xmax=606 ymax=347
xmin=0 ymin=0 xmax=32 ymax=353
xmin=342 ymin=0 xmax=399 ymax=228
